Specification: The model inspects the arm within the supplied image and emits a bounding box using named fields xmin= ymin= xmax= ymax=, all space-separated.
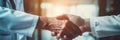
xmin=0 ymin=7 xmax=39 ymax=37
xmin=90 ymin=14 xmax=120 ymax=38
xmin=56 ymin=14 xmax=120 ymax=39
xmin=79 ymin=14 xmax=120 ymax=38
xmin=0 ymin=7 xmax=66 ymax=37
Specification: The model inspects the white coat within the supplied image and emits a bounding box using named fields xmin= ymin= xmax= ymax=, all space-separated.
xmin=90 ymin=14 xmax=120 ymax=38
xmin=0 ymin=0 xmax=39 ymax=40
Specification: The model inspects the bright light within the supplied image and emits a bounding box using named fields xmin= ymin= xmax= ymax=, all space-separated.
xmin=42 ymin=3 xmax=99 ymax=18
xmin=69 ymin=4 xmax=98 ymax=18
xmin=41 ymin=4 xmax=98 ymax=40
xmin=46 ymin=5 xmax=67 ymax=17
xmin=41 ymin=3 xmax=52 ymax=9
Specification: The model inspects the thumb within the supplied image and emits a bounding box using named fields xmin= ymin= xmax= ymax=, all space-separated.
xmin=56 ymin=14 xmax=69 ymax=20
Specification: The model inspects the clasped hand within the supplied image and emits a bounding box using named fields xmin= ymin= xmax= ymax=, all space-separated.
xmin=37 ymin=14 xmax=86 ymax=39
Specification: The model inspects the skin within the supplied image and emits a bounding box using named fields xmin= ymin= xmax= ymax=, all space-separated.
xmin=35 ymin=14 xmax=91 ymax=39
xmin=56 ymin=14 xmax=91 ymax=39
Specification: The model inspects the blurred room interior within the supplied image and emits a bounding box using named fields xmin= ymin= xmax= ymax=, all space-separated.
xmin=24 ymin=0 xmax=120 ymax=40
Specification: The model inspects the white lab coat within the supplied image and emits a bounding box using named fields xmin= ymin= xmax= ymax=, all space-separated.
xmin=0 ymin=0 xmax=39 ymax=40
xmin=90 ymin=14 xmax=120 ymax=38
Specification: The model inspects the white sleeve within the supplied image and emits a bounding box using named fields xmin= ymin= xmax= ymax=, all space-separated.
xmin=90 ymin=14 xmax=120 ymax=38
xmin=0 ymin=7 xmax=39 ymax=37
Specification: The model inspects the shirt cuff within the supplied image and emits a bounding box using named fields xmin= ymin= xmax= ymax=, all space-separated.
xmin=90 ymin=17 xmax=100 ymax=38
xmin=27 ymin=15 xmax=39 ymax=37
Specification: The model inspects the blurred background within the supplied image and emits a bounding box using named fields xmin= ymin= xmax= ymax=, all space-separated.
xmin=40 ymin=0 xmax=98 ymax=40
xmin=24 ymin=0 xmax=120 ymax=40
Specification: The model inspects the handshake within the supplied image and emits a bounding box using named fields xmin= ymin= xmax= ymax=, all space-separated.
xmin=36 ymin=14 xmax=91 ymax=40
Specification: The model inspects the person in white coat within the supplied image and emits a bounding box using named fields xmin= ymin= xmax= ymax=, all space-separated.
xmin=54 ymin=0 xmax=120 ymax=40
xmin=55 ymin=14 xmax=120 ymax=40
xmin=0 ymin=0 xmax=67 ymax=40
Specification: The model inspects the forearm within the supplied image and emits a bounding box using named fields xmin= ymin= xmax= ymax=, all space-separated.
xmin=84 ymin=18 xmax=91 ymax=32
xmin=36 ymin=16 xmax=49 ymax=30
xmin=79 ymin=18 xmax=91 ymax=33
xmin=90 ymin=14 xmax=120 ymax=38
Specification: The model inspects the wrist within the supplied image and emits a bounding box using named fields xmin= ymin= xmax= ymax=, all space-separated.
xmin=84 ymin=18 xmax=91 ymax=32
xmin=36 ymin=16 xmax=48 ymax=30
xmin=79 ymin=18 xmax=91 ymax=33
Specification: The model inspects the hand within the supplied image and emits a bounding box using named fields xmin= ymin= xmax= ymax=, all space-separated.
xmin=36 ymin=16 xmax=82 ymax=39
xmin=36 ymin=16 xmax=66 ymax=32
xmin=57 ymin=14 xmax=84 ymax=27
xmin=55 ymin=14 xmax=89 ymax=39
xmin=57 ymin=14 xmax=91 ymax=32
xmin=56 ymin=20 xmax=82 ymax=39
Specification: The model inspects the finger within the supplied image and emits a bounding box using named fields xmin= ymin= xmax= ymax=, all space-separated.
xmin=65 ymin=21 xmax=76 ymax=37
xmin=57 ymin=30 xmax=65 ymax=38
xmin=57 ymin=28 xmax=74 ymax=39
xmin=56 ymin=21 xmax=73 ymax=39
xmin=56 ymin=14 xmax=69 ymax=20
xmin=57 ymin=25 xmax=69 ymax=39
xmin=64 ymin=21 xmax=79 ymax=39
xmin=51 ymin=32 xmax=58 ymax=36
xmin=62 ymin=37 xmax=72 ymax=40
